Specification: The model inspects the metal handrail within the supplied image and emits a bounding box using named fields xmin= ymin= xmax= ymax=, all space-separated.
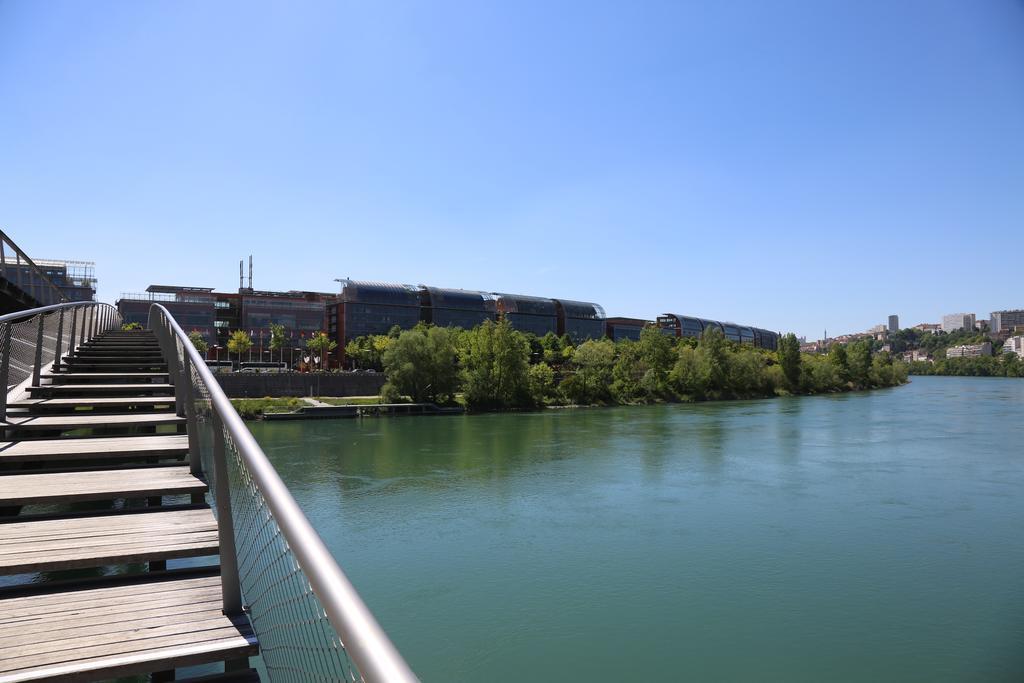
xmin=0 ymin=229 xmax=69 ymax=306
xmin=148 ymin=303 xmax=418 ymax=683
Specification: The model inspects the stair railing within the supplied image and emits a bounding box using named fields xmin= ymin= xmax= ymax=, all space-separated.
xmin=148 ymin=303 xmax=418 ymax=683
xmin=0 ymin=302 xmax=122 ymax=422
xmin=0 ymin=229 xmax=70 ymax=307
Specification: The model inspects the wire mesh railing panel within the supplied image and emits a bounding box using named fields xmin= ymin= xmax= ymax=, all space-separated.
xmin=176 ymin=327 xmax=363 ymax=681
xmin=225 ymin=427 xmax=362 ymax=683
xmin=3 ymin=316 xmax=43 ymax=389
xmin=150 ymin=304 xmax=417 ymax=683
xmin=2 ymin=303 xmax=122 ymax=420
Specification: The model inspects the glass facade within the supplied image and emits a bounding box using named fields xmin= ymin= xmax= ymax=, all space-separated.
xmin=494 ymin=293 xmax=558 ymax=337
xmin=242 ymin=297 xmax=325 ymax=334
xmin=343 ymin=302 xmax=422 ymax=338
xmin=658 ymin=314 xmax=777 ymax=349
xmin=425 ymin=288 xmax=497 ymax=330
xmin=553 ymin=299 xmax=606 ymax=342
xmin=338 ymin=281 xmax=423 ymax=340
xmin=605 ymin=318 xmax=651 ymax=342
xmin=117 ymin=297 xmax=216 ymax=342
xmin=680 ymin=316 xmax=704 ymax=338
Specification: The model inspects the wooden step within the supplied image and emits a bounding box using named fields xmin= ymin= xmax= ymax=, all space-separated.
xmin=74 ymin=349 xmax=162 ymax=355
xmin=0 ymin=573 xmax=257 ymax=682
xmin=54 ymin=360 xmax=166 ymax=370
xmin=76 ymin=343 xmax=162 ymax=349
xmin=0 ymin=507 xmax=219 ymax=575
xmin=65 ymin=354 xmax=165 ymax=361
xmin=2 ymin=412 xmax=185 ymax=432
xmin=80 ymin=342 xmax=159 ymax=348
xmin=0 ymin=467 xmax=206 ymax=506
xmin=29 ymin=383 xmax=175 ymax=396
xmin=11 ymin=396 xmax=175 ymax=412
xmin=93 ymin=334 xmax=156 ymax=339
xmin=40 ymin=372 xmax=169 ymax=384
xmin=0 ymin=435 xmax=189 ymax=464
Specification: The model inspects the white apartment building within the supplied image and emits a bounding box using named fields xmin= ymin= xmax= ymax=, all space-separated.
xmin=1004 ymin=336 xmax=1024 ymax=358
xmin=942 ymin=313 xmax=976 ymax=333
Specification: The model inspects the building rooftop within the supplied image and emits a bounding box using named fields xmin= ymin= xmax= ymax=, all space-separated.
xmin=146 ymin=285 xmax=215 ymax=293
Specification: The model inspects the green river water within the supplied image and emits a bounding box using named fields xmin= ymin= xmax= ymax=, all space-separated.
xmin=247 ymin=376 xmax=1024 ymax=681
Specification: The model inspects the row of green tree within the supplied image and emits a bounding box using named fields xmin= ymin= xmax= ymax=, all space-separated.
xmin=366 ymin=320 xmax=908 ymax=411
xmin=188 ymin=326 xmax=337 ymax=370
xmin=908 ymin=353 xmax=1024 ymax=378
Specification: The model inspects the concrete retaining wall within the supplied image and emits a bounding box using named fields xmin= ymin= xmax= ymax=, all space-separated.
xmin=214 ymin=372 xmax=385 ymax=398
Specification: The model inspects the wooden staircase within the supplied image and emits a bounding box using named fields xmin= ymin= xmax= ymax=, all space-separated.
xmin=0 ymin=330 xmax=259 ymax=682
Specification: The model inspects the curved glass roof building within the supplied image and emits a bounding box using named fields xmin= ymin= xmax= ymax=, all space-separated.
xmin=657 ymin=314 xmax=779 ymax=350
xmin=553 ymin=299 xmax=606 ymax=342
xmin=422 ymin=287 xmax=497 ymax=329
xmin=492 ymin=293 xmax=559 ymax=337
xmin=333 ymin=280 xmax=423 ymax=340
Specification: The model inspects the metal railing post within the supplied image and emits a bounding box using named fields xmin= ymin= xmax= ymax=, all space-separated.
xmin=31 ymin=314 xmax=45 ymax=387
xmin=172 ymin=338 xmax=185 ymax=419
xmin=78 ymin=307 xmax=86 ymax=346
xmin=52 ymin=308 xmax=65 ymax=372
xmin=15 ymin=252 xmax=22 ymax=292
xmin=67 ymin=306 xmax=78 ymax=361
xmin=211 ymin=411 xmax=243 ymax=616
xmin=181 ymin=350 xmax=202 ymax=476
xmin=163 ymin=323 xmax=178 ymax=393
xmin=0 ymin=324 xmax=10 ymax=424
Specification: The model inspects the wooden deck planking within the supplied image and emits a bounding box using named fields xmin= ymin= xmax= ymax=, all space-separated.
xmin=39 ymin=372 xmax=169 ymax=380
xmin=0 ymin=575 xmax=256 ymax=683
xmin=0 ymin=331 xmax=259 ymax=681
xmin=0 ymin=508 xmax=219 ymax=574
xmin=12 ymin=396 xmax=174 ymax=408
xmin=2 ymin=413 xmax=185 ymax=430
xmin=0 ymin=467 xmax=205 ymax=505
xmin=28 ymin=383 xmax=175 ymax=394
xmin=0 ymin=435 xmax=188 ymax=462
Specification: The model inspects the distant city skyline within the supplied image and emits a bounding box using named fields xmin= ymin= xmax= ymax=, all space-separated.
xmin=2 ymin=1 xmax=1023 ymax=340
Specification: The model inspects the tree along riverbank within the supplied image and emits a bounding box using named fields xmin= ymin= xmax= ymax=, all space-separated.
xmin=907 ymin=354 xmax=1024 ymax=378
xmin=346 ymin=320 xmax=908 ymax=412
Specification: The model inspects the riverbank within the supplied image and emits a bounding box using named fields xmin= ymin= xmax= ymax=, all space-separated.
xmin=367 ymin=321 xmax=909 ymax=412
xmin=232 ymin=375 xmax=910 ymax=420
xmin=231 ymin=396 xmax=384 ymax=419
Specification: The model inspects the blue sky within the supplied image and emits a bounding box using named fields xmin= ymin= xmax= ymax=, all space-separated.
xmin=2 ymin=1 xmax=1022 ymax=339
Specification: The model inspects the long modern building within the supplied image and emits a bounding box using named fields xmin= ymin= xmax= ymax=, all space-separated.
xmin=32 ymin=259 xmax=96 ymax=302
xmin=118 ymin=269 xmax=782 ymax=365
xmin=492 ymin=293 xmax=559 ymax=337
xmin=327 ymin=281 xmax=424 ymax=342
xmin=328 ymin=280 xmax=610 ymax=348
xmin=656 ymin=313 xmax=779 ymax=350
xmin=118 ymin=285 xmax=334 ymax=349
xmin=423 ymin=287 xmax=497 ymax=329
xmin=118 ymin=286 xmax=219 ymax=341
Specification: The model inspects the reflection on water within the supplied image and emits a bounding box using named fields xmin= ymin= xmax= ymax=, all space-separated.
xmin=248 ymin=377 xmax=1024 ymax=683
